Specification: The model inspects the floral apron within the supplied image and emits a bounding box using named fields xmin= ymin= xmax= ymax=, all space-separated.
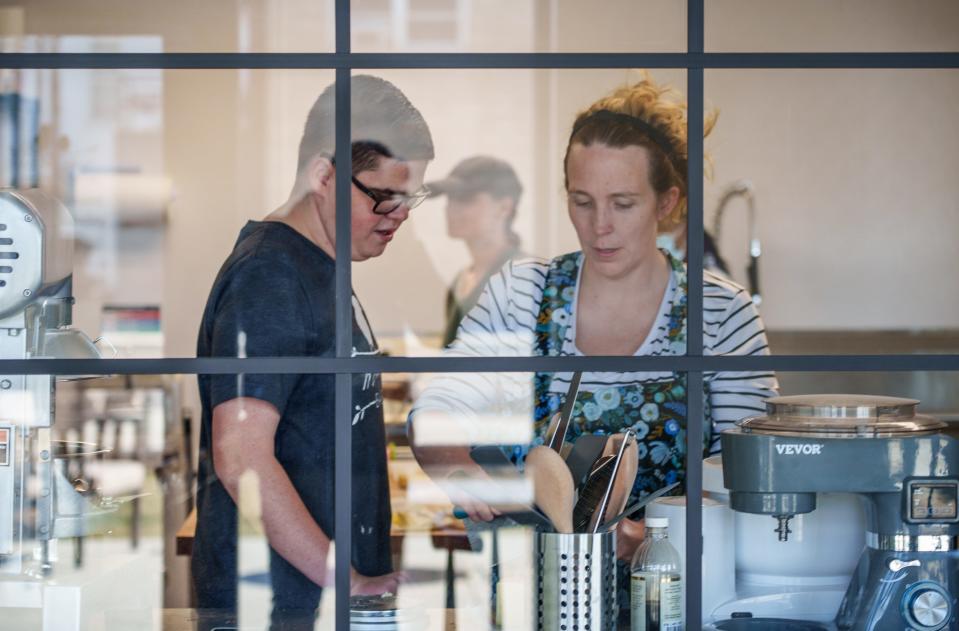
xmin=527 ymin=251 xmax=711 ymax=620
xmin=529 ymin=250 xmax=711 ymax=504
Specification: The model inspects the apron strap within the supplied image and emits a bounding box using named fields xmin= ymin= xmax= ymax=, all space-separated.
xmin=533 ymin=252 xmax=582 ymax=423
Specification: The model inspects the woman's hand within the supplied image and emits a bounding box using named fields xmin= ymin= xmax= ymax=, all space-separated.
xmin=616 ymin=517 xmax=646 ymax=562
xmin=441 ymin=469 xmax=503 ymax=522
xmin=453 ymin=494 xmax=500 ymax=523
xmin=408 ymin=420 xmax=502 ymax=522
xmin=349 ymin=569 xmax=407 ymax=596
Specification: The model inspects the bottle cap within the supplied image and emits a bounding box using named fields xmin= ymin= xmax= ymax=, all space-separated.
xmin=646 ymin=517 xmax=669 ymax=529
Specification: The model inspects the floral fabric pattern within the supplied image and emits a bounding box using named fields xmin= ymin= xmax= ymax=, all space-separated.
xmin=529 ymin=251 xmax=711 ymax=503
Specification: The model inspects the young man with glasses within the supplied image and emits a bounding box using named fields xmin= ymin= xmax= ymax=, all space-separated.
xmin=193 ymin=75 xmax=434 ymax=631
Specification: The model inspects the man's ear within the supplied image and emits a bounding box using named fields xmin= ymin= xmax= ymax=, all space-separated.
xmin=308 ymin=155 xmax=335 ymax=196
xmin=656 ymin=186 xmax=680 ymax=222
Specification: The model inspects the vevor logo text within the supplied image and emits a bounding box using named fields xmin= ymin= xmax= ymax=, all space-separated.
xmin=775 ymin=444 xmax=823 ymax=455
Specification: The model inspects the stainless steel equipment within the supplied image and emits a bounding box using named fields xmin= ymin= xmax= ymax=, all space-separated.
xmin=0 ymin=190 xmax=105 ymax=630
xmin=721 ymin=394 xmax=959 ymax=631
xmin=535 ymin=530 xmax=617 ymax=631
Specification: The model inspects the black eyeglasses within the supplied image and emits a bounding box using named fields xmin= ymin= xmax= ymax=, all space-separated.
xmin=351 ymin=176 xmax=431 ymax=215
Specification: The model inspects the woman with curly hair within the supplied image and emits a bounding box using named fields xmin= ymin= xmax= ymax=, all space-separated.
xmin=409 ymin=73 xmax=777 ymax=608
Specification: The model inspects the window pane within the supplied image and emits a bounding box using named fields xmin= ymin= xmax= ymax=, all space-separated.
xmin=350 ymin=69 xmax=733 ymax=361
xmin=705 ymin=69 xmax=959 ymax=352
xmin=707 ymin=374 xmax=959 ymax=626
xmin=706 ymin=0 xmax=959 ymax=52
xmin=0 ymin=68 xmax=336 ymax=359
xmin=351 ymin=0 xmax=686 ymax=53
xmin=0 ymin=0 xmax=335 ymax=53
xmin=0 ymin=371 xmax=341 ymax=629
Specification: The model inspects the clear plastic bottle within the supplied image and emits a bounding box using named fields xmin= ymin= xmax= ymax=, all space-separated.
xmin=630 ymin=517 xmax=684 ymax=631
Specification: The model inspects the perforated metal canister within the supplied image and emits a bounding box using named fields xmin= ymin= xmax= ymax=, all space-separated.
xmin=535 ymin=530 xmax=618 ymax=631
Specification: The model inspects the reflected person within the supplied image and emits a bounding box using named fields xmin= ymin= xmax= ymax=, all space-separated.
xmin=193 ymin=75 xmax=434 ymax=631
xmin=427 ymin=156 xmax=524 ymax=347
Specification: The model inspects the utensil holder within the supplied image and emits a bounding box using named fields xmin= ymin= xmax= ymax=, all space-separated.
xmin=535 ymin=530 xmax=617 ymax=631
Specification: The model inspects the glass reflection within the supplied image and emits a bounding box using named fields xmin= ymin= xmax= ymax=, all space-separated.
xmin=0 ymin=68 xmax=348 ymax=358
xmin=5 ymin=368 xmax=952 ymax=629
xmin=192 ymin=75 xmax=434 ymax=630
xmin=409 ymin=360 xmax=773 ymax=623
xmin=426 ymin=156 xmax=524 ymax=348
xmin=0 ymin=373 xmax=189 ymax=629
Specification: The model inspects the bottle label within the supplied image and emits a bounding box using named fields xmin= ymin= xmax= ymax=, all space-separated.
xmin=659 ymin=574 xmax=684 ymax=630
xmin=631 ymin=571 xmax=683 ymax=631
xmin=630 ymin=573 xmax=647 ymax=631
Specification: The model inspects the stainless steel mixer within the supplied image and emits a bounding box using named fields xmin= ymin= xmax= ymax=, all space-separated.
xmin=720 ymin=394 xmax=958 ymax=631
xmin=0 ymin=189 xmax=106 ymax=630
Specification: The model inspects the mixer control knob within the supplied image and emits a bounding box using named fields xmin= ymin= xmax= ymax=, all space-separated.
xmin=902 ymin=582 xmax=952 ymax=630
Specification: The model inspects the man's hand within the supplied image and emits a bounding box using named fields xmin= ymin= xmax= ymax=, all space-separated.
xmin=212 ymin=398 xmax=334 ymax=587
xmin=350 ymin=569 xmax=407 ymax=596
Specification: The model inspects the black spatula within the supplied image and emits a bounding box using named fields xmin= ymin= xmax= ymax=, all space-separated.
xmin=571 ymin=454 xmax=616 ymax=533
xmin=544 ymin=372 xmax=582 ymax=454
xmin=564 ymin=434 xmax=609 ymax=489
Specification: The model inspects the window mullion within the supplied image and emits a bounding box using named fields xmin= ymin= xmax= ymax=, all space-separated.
xmin=334 ymin=0 xmax=353 ymax=628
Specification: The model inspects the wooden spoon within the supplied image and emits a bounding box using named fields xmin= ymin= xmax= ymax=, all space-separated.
xmin=526 ymin=445 xmax=576 ymax=534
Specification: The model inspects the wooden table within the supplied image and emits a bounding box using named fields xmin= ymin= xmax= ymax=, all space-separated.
xmin=176 ymin=508 xmax=469 ymax=557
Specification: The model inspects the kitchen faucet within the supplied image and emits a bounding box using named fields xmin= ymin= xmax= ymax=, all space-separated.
xmin=712 ymin=180 xmax=761 ymax=305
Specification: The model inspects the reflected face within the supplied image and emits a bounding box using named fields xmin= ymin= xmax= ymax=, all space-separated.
xmin=566 ymin=142 xmax=670 ymax=279
xmin=349 ymin=158 xmax=428 ymax=261
xmin=445 ymin=192 xmax=505 ymax=241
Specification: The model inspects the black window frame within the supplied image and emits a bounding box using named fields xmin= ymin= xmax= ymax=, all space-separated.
xmin=1 ymin=0 xmax=958 ymax=628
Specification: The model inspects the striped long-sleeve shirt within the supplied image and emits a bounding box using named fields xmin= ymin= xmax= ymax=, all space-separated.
xmin=410 ymin=254 xmax=778 ymax=455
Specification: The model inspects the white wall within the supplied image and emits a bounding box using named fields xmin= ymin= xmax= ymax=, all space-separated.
xmin=704 ymin=0 xmax=959 ymax=53
xmin=704 ymin=69 xmax=959 ymax=329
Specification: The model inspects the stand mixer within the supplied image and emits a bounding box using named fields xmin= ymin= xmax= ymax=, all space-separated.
xmin=720 ymin=394 xmax=958 ymax=631
xmin=0 ymin=189 xmax=108 ymax=630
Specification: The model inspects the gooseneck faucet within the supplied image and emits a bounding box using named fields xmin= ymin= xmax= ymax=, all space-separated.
xmin=712 ymin=180 xmax=761 ymax=305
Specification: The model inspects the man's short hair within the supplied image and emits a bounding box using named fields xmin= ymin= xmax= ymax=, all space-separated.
xmin=297 ymin=75 xmax=435 ymax=175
